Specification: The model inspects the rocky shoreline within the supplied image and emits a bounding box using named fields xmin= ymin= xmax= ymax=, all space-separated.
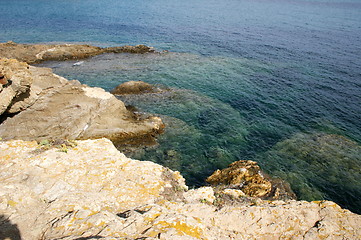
xmin=1 ymin=138 xmax=360 ymax=239
xmin=0 ymin=43 xmax=163 ymax=145
xmin=0 ymin=42 xmax=360 ymax=239
xmin=0 ymin=41 xmax=156 ymax=64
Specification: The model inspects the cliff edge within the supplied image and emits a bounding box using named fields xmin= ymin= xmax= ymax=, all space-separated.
xmin=0 ymin=138 xmax=360 ymax=240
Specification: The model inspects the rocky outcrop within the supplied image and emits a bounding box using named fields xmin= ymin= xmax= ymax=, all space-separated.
xmin=0 ymin=41 xmax=156 ymax=64
xmin=0 ymin=59 xmax=33 ymax=115
xmin=0 ymin=58 xmax=68 ymax=115
xmin=111 ymin=81 xmax=160 ymax=95
xmin=0 ymin=58 xmax=164 ymax=143
xmin=207 ymin=160 xmax=296 ymax=200
xmin=1 ymin=138 xmax=360 ymax=240
xmin=0 ymin=138 xmax=187 ymax=240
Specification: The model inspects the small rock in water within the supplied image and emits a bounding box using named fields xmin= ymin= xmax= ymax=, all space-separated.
xmin=207 ymin=160 xmax=296 ymax=200
xmin=111 ymin=81 xmax=159 ymax=95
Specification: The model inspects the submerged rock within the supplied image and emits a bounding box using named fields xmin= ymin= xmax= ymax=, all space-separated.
xmin=207 ymin=160 xmax=296 ymax=200
xmin=1 ymin=138 xmax=360 ymax=239
xmin=0 ymin=41 xmax=156 ymax=64
xmin=0 ymin=58 xmax=164 ymax=144
xmin=116 ymin=88 xmax=249 ymax=185
xmin=111 ymin=80 xmax=160 ymax=95
xmin=255 ymin=132 xmax=361 ymax=214
xmin=105 ymin=44 xmax=155 ymax=54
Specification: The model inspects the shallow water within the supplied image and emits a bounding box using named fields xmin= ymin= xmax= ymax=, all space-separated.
xmin=2 ymin=0 xmax=361 ymax=213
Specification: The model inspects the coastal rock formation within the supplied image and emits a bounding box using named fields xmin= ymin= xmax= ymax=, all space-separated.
xmin=207 ymin=160 xmax=296 ymax=200
xmin=1 ymin=138 xmax=360 ymax=239
xmin=0 ymin=138 xmax=186 ymax=240
xmin=105 ymin=45 xmax=155 ymax=54
xmin=0 ymin=41 xmax=156 ymax=64
xmin=0 ymin=58 xmax=68 ymax=115
xmin=0 ymin=58 xmax=164 ymax=143
xmin=111 ymin=80 xmax=160 ymax=95
xmin=0 ymin=58 xmax=33 ymax=115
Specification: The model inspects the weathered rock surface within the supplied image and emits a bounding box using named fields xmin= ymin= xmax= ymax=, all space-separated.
xmin=207 ymin=160 xmax=296 ymax=200
xmin=0 ymin=58 xmax=164 ymax=143
xmin=0 ymin=59 xmax=33 ymax=115
xmin=111 ymin=81 xmax=160 ymax=95
xmin=1 ymin=139 xmax=360 ymax=240
xmin=0 ymin=41 xmax=156 ymax=64
xmin=0 ymin=58 xmax=68 ymax=115
xmin=105 ymin=45 xmax=155 ymax=54
xmin=0 ymin=138 xmax=186 ymax=240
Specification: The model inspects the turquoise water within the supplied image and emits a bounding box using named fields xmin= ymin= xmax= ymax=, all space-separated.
xmin=1 ymin=0 xmax=361 ymax=213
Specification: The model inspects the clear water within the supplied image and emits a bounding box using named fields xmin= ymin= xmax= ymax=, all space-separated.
xmin=1 ymin=0 xmax=361 ymax=213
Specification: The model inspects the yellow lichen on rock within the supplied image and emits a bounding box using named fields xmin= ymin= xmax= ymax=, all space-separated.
xmin=1 ymin=138 xmax=360 ymax=240
xmin=152 ymin=220 xmax=204 ymax=239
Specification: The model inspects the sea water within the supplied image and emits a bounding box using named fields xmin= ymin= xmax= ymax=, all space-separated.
xmin=1 ymin=0 xmax=361 ymax=213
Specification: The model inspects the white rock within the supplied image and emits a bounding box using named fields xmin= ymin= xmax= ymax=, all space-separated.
xmin=183 ymin=187 xmax=215 ymax=204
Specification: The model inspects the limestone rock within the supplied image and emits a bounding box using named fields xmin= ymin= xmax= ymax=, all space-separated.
xmin=0 ymin=139 xmax=360 ymax=240
xmin=0 ymin=58 xmax=68 ymax=115
xmin=221 ymin=189 xmax=246 ymax=198
xmin=206 ymin=160 xmax=296 ymax=200
xmin=0 ymin=83 xmax=163 ymax=142
xmin=0 ymin=58 xmax=164 ymax=143
xmin=111 ymin=81 xmax=160 ymax=95
xmin=0 ymin=58 xmax=33 ymax=115
xmin=0 ymin=138 xmax=186 ymax=239
xmin=0 ymin=41 xmax=103 ymax=64
xmin=183 ymin=187 xmax=215 ymax=204
xmin=0 ymin=41 xmax=156 ymax=64
xmin=39 ymin=200 xmax=361 ymax=239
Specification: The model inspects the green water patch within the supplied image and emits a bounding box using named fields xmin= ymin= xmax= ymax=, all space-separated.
xmin=254 ymin=132 xmax=361 ymax=214
xmin=116 ymin=88 xmax=249 ymax=186
xmin=41 ymin=51 xmax=265 ymax=96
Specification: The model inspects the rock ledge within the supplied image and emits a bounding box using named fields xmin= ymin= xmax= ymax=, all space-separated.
xmin=0 ymin=41 xmax=156 ymax=64
xmin=0 ymin=58 xmax=164 ymax=144
xmin=1 ymin=138 xmax=360 ymax=240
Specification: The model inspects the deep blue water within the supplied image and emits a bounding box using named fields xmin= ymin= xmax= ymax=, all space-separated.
xmin=1 ymin=0 xmax=361 ymax=213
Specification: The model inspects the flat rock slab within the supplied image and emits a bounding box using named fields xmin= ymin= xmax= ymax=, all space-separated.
xmin=0 ymin=82 xmax=163 ymax=142
xmin=0 ymin=58 xmax=163 ymax=143
xmin=0 ymin=41 xmax=155 ymax=64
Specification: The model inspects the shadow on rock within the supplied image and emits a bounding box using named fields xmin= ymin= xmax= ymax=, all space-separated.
xmin=0 ymin=215 xmax=21 ymax=240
